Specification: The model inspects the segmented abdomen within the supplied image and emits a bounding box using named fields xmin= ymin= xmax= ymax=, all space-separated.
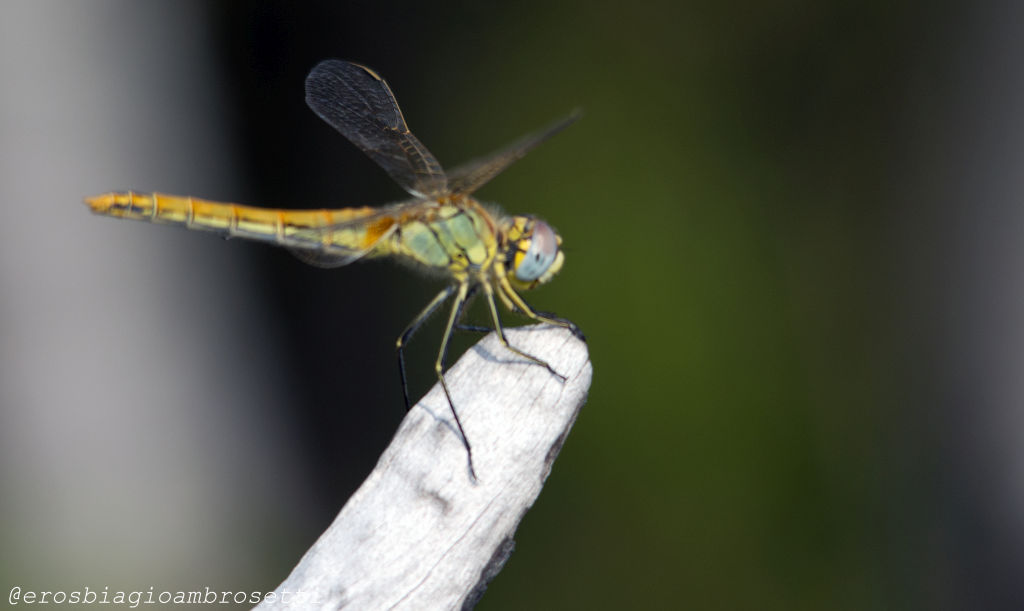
xmin=85 ymin=191 xmax=393 ymax=258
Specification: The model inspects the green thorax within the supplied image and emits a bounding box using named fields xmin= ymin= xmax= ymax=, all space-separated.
xmin=389 ymin=198 xmax=498 ymax=273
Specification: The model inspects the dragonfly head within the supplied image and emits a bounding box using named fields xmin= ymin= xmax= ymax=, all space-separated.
xmin=503 ymin=216 xmax=564 ymax=290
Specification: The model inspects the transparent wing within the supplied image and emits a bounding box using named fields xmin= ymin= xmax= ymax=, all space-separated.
xmin=446 ymin=111 xmax=581 ymax=196
xmin=287 ymin=247 xmax=369 ymax=268
xmin=305 ymin=60 xmax=448 ymax=198
xmin=283 ymin=199 xmax=423 ymax=268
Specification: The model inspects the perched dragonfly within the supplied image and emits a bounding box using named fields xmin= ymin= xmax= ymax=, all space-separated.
xmin=86 ymin=59 xmax=581 ymax=480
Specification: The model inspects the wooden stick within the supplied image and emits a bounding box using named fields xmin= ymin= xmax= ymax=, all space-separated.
xmin=255 ymin=324 xmax=592 ymax=610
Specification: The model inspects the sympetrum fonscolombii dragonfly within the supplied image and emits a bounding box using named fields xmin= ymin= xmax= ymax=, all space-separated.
xmin=86 ymin=60 xmax=581 ymax=480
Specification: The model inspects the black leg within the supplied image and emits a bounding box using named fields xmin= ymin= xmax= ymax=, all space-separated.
xmin=397 ymin=286 xmax=455 ymax=412
xmin=481 ymin=282 xmax=565 ymax=382
xmin=454 ymin=323 xmax=492 ymax=334
xmin=434 ymin=282 xmax=478 ymax=482
xmin=528 ymin=308 xmax=586 ymax=342
xmin=451 ymin=284 xmax=488 ymax=333
xmin=498 ymin=276 xmax=585 ymax=342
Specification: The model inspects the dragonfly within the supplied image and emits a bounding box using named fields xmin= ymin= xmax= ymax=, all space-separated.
xmin=86 ymin=59 xmax=581 ymax=481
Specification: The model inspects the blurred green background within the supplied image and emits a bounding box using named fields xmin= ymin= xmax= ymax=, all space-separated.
xmin=3 ymin=1 xmax=1023 ymax=609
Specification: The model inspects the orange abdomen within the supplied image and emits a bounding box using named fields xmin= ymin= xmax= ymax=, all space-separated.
xmin=85 ymin=191 xmax=392 ymax=257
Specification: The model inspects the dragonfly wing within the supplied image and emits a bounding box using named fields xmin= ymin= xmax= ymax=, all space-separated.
xmin=446 ymin=111 xmax=581 ymax=196
xmin=306 ymin=60 xmax=448 ymax=199
xmin=287 ymin=247 xmax=366 ymax=268
xmin=282 ymin=199 xmax=419 ymax=268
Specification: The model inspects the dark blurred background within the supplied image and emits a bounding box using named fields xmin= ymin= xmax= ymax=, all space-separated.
xmin=3 ymin=1 xmax=1024 ymax=609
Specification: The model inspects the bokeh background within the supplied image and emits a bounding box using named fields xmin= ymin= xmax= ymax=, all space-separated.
xmin=3 ymin=1 xmax=1024 ymax=609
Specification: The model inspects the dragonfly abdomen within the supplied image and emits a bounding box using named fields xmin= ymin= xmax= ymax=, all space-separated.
xmin=86 ymin=191 xmax=386 ymax=257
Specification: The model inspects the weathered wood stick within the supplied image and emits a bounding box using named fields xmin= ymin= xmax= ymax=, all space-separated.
xmin=255 ymin=324 xmax=592 ymax=610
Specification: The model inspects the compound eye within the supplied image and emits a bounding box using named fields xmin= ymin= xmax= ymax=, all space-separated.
xmin=514 ymin=221 xmax=559 ymax=282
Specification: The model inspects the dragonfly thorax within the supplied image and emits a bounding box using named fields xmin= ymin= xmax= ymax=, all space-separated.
xmin=502 ymin=215 xmax=565 ymax=290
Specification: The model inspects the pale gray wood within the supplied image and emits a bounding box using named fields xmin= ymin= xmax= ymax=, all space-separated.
xmin=255 ymin=324 xmax=591 ymax=610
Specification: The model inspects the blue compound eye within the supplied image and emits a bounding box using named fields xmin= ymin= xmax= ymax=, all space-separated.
xmin=514 ymin=221 xmax=558 ymax=282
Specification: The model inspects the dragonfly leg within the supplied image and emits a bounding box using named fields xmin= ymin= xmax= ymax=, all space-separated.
xmin=482 ymin=282 xmax=567 ymax=382
xmin=521 ymin=307 xmax=585 ymax=342
xmin=498 ymin=276 xmax=585 ymax=341
xmin=452 ymin=285 xmax=489 ymax=333
xmin=454 ymin=324 xmax=492 ymax=334
xmin=435 ymin=282 xmax=478 ymax=482
xmin=397 ymin=285 xmax=455 ymax=412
